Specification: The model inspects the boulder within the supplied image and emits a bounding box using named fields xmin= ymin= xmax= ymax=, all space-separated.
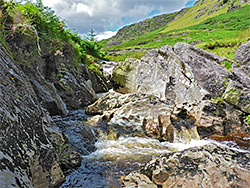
xmin=234 ymin=41 xmax=250 ymax=64
xmin=111 ymin=43 xmax=250 ymax=137
xmin=123 ymin=144 xmax=250 ymax=188
xmin=223 ymin=80 xmax=250 ymax=113
xmin=193 ymin=99 xmax=249 ymax=137
xmin=112 ymin=43 xmax=232 ymax=106
xmin=86 ymin=91 xmax=200 ymax=143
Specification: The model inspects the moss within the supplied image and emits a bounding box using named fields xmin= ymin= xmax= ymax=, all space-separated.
xmin=147 ymin=95 xmax=154 ymax=99
xmin=224 ymin=88 xmax=242 ymax=105
xmin=246 ymin=115 xmax=250 ymax=125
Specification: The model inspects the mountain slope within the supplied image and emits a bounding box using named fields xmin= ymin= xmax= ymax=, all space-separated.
xmin=102 ymin=0 xmax=250 ymax=62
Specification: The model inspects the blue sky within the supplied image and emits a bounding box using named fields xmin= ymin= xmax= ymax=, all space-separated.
xmin=41 ymin=0 xmax=198 ymax=40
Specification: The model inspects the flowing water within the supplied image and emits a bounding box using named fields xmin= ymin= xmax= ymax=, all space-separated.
xmin=52 ymin=109 xmax=212 ymax=188
xmin=52 ymin=107 xmax=250 ymax=188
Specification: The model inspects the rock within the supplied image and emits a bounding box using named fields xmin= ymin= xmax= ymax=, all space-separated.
xmin=87 ymin=67 xmax=111 ymax=93
xmin=227 ymin=4 xmax=240 ymax=12
xmin=112 ymin=43 xmax=231 ymax=105
xmin=0 ymin=44 xmax=66 ymax=187
xmin=0 ymin=43 xmax=82 ymax=187
xmin=112 ymin=58 xmax=140 ymax=93
xmin=6 ymin=34 xmax=110 ymax=114
xmin=234 ymin=41 xmax=250 ymax=64
xmin=209 ymin=132 xmax=250 ymax=151
xmin=86 ymin=91 xmax=200 ymax=143
xmin=172 ymin=43 xmax=231 ymax=97
xmin=123 ymin=144 xmax=250 ymax=187
xmin=111 ymin=43 xmax=250 ymax=137
xmin=31 ymin=79 xmax=68 ymax=115
xmin=100 ymin=61 xmax=118 ymax=82
xmin=223 ymin=80 xmax=250 ymax=113
xmin=123 ymin=172 xmax=157 ymax=188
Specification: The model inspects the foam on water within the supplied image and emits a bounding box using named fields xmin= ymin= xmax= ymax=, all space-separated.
xmin=86 ymin=136 xmax=211 ymax=163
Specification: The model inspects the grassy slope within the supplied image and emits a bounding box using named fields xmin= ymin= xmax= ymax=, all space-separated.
xmin=102 ymin=0 xmax=250 ymax=62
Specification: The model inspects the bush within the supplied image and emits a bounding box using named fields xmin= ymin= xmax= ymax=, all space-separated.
xmin=0 ymin=0 xmax=106 ymax=64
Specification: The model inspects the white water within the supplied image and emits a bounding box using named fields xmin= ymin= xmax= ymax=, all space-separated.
xmin=86 ymin=136 xmax=211 ymax=163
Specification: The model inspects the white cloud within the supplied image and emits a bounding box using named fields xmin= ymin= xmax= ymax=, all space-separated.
xmin=76 ymin=3 xmax=92 ymax=16
xmin=40 ymin=0 xmax=194 ymax=37
xmin=96 ymin=31 xmax=117 ymax=41
xmin=42 ymin=0 xmax=61 ymax=8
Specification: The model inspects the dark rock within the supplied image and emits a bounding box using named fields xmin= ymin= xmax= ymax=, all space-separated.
xmin=87 ymin=67 xmax=111 ymax=93
xmin=31 ymin=79 xmax=68 ymax=115
xmin=6 ymin=34 xmax=109 ymax=114
xmin=123 ymin=144 xmax=250 ymax=187
xmin=0 ymin=44 xmax=67 ymax=187
xmin=227 ymin=4 xmax=240 ymax=12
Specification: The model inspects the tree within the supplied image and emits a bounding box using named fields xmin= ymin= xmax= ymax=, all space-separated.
xmin=87 ymin=29 xmax=96 ymax=42
xmin=36 ymin=0 xmax=43 ymax=8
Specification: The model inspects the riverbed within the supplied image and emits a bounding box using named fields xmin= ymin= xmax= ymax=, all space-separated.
xmin=51 ymin=107 xmax=250 ymax=188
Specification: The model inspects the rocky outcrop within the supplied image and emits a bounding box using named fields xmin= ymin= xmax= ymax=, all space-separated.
xmin=112 ymin=43 xmax=232 ymax=105
xmin=0 ymin=43 xmax=81 ymax=187
xmin=223 ymin=80 xmax=250 ymax=113
xmin=111 ymin=43 xmax=250 ymax=137
xmin=87 ymin=67 xmax=111 ymax=93
xmin=234 ymin=41 xmax=250 ymax=77
xmin=7 ymin=34 xmax=111 ymax=115
xmin=234 ymin=41 xmax=250 ymax=64
xmin=86 ymin=91 xmax=200 ymax=143
xmin=123 ymin=143 xmax=250 ymax=188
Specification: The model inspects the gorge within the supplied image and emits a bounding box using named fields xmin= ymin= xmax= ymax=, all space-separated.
xmin=1 ymin=0 xmax=250 ymax=187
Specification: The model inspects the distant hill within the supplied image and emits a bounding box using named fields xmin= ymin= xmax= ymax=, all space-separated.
xmin=101 ymin=0 xmax=250 ymax=62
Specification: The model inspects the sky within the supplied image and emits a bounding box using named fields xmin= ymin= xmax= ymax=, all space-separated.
xmin=39 ymin=0 xmax=197 ymax=40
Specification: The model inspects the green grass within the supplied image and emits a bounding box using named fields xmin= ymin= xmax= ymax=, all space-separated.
xmin=103 ymin=3 xmax=250 ymax=62
xmin=0 ymin=1 xmax=106 ymax=67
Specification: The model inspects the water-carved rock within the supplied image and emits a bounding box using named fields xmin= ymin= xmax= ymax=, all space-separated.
xmin=123 ymin=144 xmax=250 ymax=187
xmin=86 ymin=91 xmax=200 ymax=143
xmin=111 ymin=43 xmax=250 ymax=137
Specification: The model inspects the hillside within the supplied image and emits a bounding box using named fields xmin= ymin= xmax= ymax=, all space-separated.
xmin=102 ymin=0 xmax=250 ymax=62
xmin=0 ymin=1 xmax=110 ymax=187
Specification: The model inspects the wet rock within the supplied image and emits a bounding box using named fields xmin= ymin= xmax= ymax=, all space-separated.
xmin=123 ymin=144 xmax=250 ymax=187
xmin=86 ymin=91 xmax=200 ymax=143
xmin=209 ymin=132 xmax=250 ymax=151
xmin=123 ymin=172 xmax=157 ymax=188
xmin=0 ymin=44 xmax=67 ymax=187
xmin=44 ymin=122 xmax=82 ymax=171
xmin=194 ymin=99 xmax=249 ymax=137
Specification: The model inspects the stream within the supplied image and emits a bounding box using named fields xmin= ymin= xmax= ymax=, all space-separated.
xmin=52 ymin=95 xmax=250 ymax=188
xmin=52 ymin=108 xmax=210 ymax=188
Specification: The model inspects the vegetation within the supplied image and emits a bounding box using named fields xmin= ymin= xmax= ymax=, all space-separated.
xmin=0 ymin=0 xmax=106 ymax=67
xmin=103 ymin=0 xmax=250 ymax=62
xmin=246 ymin=115 xmax=250 ymax=125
